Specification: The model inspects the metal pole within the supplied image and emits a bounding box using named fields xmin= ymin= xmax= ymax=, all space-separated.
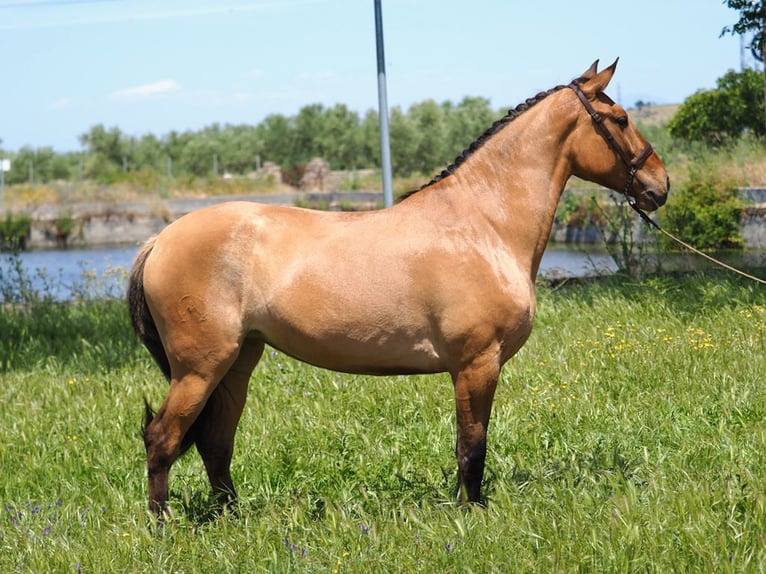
xmin=374 ymin=0 xmax=394 ymax=208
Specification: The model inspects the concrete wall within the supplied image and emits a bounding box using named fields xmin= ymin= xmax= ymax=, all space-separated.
xmin=24 ymin=191 xmax=382 ymax=249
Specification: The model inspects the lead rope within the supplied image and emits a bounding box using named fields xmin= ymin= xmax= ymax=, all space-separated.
xmin=628 ymin=199 xmax=766 ymax=286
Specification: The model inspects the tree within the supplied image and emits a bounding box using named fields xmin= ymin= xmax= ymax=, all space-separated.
xmin=79 ymin=124 xmax=130 ymax=182
xmin=132 ymin=134 xmax=165 ymax=173
xmin=445 ymin=96 xmax=496 ymax=160
xmin=316 ymin=104 xmax=363 ymax=170
xmin=667 ymin=68 xmax=765 ymax=144
xmin=721 ymin=0 xmax=766 ymax=133
xmin=387 ymin=106 xmax=419 ymax=176
xmin=407 ymin=99 xmax=447 ymax=174
xmin=359 ymin=109 xmax=381 ymax=169
xmin=292 ymin=103 xmax=325 ymax=163
xmin=256 ymin=113 xmax=295 ymax=167
xmin=180 ymin=132 xmax=221 ymax=177
xmin=6 ymin=146 xmax=71 ymax=184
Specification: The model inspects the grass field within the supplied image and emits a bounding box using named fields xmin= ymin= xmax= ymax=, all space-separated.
xmin=1 ymin=271 xmax=765 ymax=572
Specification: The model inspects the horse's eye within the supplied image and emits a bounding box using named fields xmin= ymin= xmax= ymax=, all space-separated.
xmin=615 ymin=116 xmax=629 ymax=129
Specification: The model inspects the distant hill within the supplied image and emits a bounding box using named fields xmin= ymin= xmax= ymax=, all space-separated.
xmin=629 ymin=104 xmax=679 ymax=127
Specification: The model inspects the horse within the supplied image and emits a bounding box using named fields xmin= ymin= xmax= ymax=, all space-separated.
xmin=128 ymin=59 xmax=669 ymax=516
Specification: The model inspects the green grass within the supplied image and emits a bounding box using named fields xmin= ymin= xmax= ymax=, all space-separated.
xmin=1 ymin=273 xmax=765 ymax=572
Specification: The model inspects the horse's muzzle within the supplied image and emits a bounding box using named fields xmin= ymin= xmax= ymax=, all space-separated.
xmin=639 ymin=175 xmax=670 ymax=211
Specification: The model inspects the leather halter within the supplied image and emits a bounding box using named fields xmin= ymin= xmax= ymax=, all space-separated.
xmin=568 ymin=81 xmax=654 ymax=198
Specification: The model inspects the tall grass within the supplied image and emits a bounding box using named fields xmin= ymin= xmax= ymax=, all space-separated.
xmin=1 ymin=272 xmax=764 ymax=572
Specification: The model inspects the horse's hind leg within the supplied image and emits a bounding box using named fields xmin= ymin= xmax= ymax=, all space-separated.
xmin=193 ymin=338 xmax=264 ymax=508
xmin=144 ymin=369 xmax=224 ymax=515
xmin=143 ymin=334 xmax=245 ymax=515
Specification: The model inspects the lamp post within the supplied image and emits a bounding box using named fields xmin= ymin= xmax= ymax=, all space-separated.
xmin=374 ymin=0 xmax=393 ymax=208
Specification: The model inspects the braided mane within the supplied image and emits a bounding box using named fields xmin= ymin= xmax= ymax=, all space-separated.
xmin=397 ymin=79 xmax=585 ymax=202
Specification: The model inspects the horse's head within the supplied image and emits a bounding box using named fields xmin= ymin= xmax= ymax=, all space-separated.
xmin=567 ymin=59 xmax=669 ymax=212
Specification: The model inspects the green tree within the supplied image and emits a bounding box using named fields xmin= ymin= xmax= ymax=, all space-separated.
xmin=408 ymin=100 xmax=447 ymax=174
xmin=216 ymin=125 xmax=260 ymax=174
xmin=667 ymin=68 xmax=765 ymax=144
xmin=316 ymin=104 xmax=362 ymax=170
xmin=358 ymin=109 xmax=381 ymax=169
xmin=257 ymin=113 xmax=296 ymax=167
xmin=721 ymin=0 xmax=766 ymax=133
xmin=163 ymin=130 xmax=191 ymax=176
xmin=132 ymin=134 xmax=165 ymax=173
xmin=6 ymin=146 xmax=71 ymax=184
xmin=388 ymin=106 xmax=419 ymax=176
xmin=79 ymin=125 xmax=130 ymax=182
xmin=292 ymin=103 xmax=325 ymax=163
xmin=180 ymin=131 xmax=221 ymax=177
xmin=444 ymin=96 xmax=497 ymax=160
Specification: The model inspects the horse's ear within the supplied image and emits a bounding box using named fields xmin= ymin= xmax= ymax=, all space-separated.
xmin=579 ymin=60 xmax=600 ymax=80
xmin=580 ymin=57 xmax=619 ymax=97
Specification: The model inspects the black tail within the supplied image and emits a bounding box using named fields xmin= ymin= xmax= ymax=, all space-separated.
xmin=128 ymin=237 xmax=171 ymax=381
xmin=133 ymin=239 xmax=198 ymax=456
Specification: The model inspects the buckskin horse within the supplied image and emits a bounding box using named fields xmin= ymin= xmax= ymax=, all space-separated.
xmin=128 ymin=60 xmax=669 ymax=515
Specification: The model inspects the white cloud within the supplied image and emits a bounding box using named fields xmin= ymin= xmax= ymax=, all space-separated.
xmin=110 ymin=79 xmax=181 ymax=100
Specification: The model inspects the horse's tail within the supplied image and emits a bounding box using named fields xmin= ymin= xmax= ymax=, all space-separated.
xmin=128 ymin=236 xmax=171 ymax=381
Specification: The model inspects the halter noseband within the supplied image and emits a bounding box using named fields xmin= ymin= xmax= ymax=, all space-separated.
xmin=567 ymin=81 xmax=654 ymax=199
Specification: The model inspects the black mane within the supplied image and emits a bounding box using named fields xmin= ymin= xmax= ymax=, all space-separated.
xmin=397 ymin=80 xmax=584 ymax=202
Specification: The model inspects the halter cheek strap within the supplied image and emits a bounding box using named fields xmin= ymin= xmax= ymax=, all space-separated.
xmin=567 ymin=81 xmax=653 ymax=196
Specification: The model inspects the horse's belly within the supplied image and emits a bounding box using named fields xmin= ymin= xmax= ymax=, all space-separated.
xmin=258 ymin=323 xmax=444 ymax=375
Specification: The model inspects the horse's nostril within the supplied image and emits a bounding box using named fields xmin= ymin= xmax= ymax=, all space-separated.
xmin=650 ymin=189 xmax=667 ymax=207
xmin=666 ymin=176 xmax=671 ymax=192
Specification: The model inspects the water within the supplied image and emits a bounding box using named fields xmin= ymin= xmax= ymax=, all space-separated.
xmin=0 ymin=245 xmax=137 ymax=301
xmin=0 ymin=244 xmax=619 ymax=301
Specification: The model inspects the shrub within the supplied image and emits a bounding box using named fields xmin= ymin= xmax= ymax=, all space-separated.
xmin=0 ymin=212 xmax=31 ymax=251
xmin=659 ymin=167 xmax=743 ymax=250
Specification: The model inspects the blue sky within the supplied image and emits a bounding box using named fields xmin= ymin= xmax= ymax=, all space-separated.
xmin=0 ymin=0 xmax=757 ymax=152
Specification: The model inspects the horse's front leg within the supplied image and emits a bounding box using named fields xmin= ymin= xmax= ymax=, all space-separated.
xmin=452 ymin=356 xmax=499 ymax=505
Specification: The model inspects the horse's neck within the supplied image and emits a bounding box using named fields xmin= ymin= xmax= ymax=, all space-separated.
xmin=438 ymin=99 xmax=575 ymax=278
